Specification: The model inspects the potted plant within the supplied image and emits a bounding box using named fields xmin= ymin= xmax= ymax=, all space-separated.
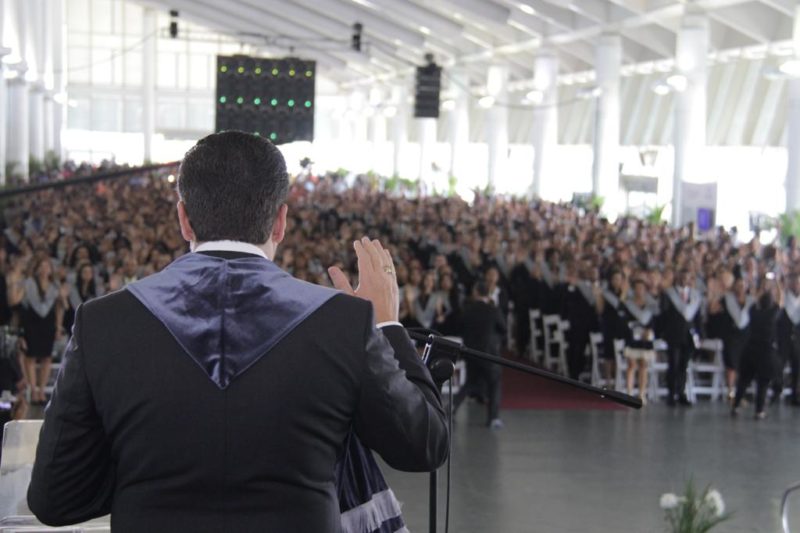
xmin=660 ymin=481 xmax=731 ymax=533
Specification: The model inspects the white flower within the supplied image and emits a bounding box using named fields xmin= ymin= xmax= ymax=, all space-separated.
xmin=660 ymin=493 xmax=680 ymax=510
xmin=705 ymin=489 xmax=725 ymax=517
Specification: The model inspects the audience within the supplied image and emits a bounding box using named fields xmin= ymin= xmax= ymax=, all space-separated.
xmin=1 ymin=163 xmax=799 ymax=420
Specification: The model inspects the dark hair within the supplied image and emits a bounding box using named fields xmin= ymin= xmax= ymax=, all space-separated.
xmin=178 ymin=131 xmax=289 ymax=244
xmin=473 ymin=281 xmax=490 ymax=298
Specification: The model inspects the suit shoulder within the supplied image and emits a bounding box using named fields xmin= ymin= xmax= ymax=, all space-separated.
xmin=80 ymin=288 xmax=143 ymax=318
xmin=315 ymin=292 xmax=372 ymax=325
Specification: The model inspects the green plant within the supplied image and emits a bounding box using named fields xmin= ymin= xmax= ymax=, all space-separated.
xmin=647 ymin=204 xmax=667 ymax=225
xmin=44 ymin=150 xmax=61 ymax=172
xmin=28 ymin=156 xmax=44 ymax=176
xmin=589 ymin=194 xmax=605 ymax=212
xmin=4 ymin=161 xmax=19 ymax=181
xmin=660 ymin=481 xmax=732 ymax=533
xmin=779 ymin=211 xmax=800 ymax=243
xmin=447 ymin=175 xmax=458 ymax=197
xmin=384 ymin=174 xmax=400 ymax=193
xmin=334 ymin=167 xmax=349 ymax=179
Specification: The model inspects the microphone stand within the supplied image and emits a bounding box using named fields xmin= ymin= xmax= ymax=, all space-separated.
xmin=409 ymin=331 xmax=642 ymax=533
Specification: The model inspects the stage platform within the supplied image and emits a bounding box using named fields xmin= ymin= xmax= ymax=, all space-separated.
xmin=382 ymin=401 xmax=800 ymax=533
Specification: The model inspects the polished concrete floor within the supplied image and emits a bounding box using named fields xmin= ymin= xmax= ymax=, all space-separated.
xmin=381 ymin=401 xmax=800 ymax=533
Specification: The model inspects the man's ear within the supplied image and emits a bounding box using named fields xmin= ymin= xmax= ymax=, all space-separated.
xmin=271 ymin=204 xmax=288 ymax=245
xmin=177 ymin=201 xmax=196 ymax=243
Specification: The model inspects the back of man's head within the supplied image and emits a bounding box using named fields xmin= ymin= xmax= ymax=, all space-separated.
xmin=473 ymin=281 xmax=490 ymax=300
xmin=178 ymin=131 xmax=288 ymax=244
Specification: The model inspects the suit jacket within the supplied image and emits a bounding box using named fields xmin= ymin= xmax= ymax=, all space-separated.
xmin=459 ymin=299 xmax=506 ymax=370
xmin=659 ymin=288 xmax=703 ymax=349
xmin=27 ymin=251 xmax=448 ymax=532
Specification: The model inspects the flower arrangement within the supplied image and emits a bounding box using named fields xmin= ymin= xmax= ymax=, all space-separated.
xmin=660 ymin=481 xmax=732 ymax=533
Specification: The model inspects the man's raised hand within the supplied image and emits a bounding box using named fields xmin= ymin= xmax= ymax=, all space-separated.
xmin=328 ymin=237 xmax=399 ymax=324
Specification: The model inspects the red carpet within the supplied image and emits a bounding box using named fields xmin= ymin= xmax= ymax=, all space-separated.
xmin=500 ymin=358 xmax=624 ymax=411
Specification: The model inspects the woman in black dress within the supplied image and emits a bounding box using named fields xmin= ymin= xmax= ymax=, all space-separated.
xmin=621 ymin=278 xmax=660 ymax=404
xmin=20 ymin=257 xmax=64 ymax=405
xmin=63 ymin=262 xmax=105 ymax=332
xmin=597 ymin=269 xmax=629 ymax=380
xmin=708 ymin=277 xmax=755 ymax=400
xmin=732 ymin=278 xmax=782 ymax=419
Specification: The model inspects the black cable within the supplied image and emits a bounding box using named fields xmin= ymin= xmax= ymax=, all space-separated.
xmin=445 ymin=374 xmax=453 ymax=533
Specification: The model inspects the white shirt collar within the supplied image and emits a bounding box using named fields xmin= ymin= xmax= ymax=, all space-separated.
xmin=194 ymin=240 xmax=270 ymax=260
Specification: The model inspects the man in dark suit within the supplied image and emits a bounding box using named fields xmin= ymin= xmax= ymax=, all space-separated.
xmin=27 ymin=132 xmax=449 ymax=532
xmin=659 ymin=268 xmax=703 ymax=407
xmin=451 ymin=282 xmax=507 ymax=429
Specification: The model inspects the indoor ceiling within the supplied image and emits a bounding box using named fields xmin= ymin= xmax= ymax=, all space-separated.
xmin=136 ymin=0 xmax=798 ymax=89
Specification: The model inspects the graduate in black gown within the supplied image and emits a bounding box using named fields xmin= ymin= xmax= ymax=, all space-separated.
xmin=779 ymin=272 xmax=800 ymax=405
xmin=659 ymin=269 xmax=703 ymax=406
xmin=733 ymin=277 xmax=782 ymax=419
xmin=598 ymin=269 xmax=629 ymax=379
xmin=715 ymin=277 xmax=755 ymax=399
xmin=556 ymin=261 xmax=599 ymax=380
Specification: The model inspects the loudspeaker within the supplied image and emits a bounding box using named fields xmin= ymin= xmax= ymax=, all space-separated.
xmin=215 ymin=55 xmax=316 ymax=144
xmin=414 ymin=62 xmax=441 ymax=119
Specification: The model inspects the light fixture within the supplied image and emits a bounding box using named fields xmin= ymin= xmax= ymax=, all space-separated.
xmin=666 ymin=74 xmax=688 ymax=92
xmin=419 ymin=26 xmax=431 ymax=35
xmin=779 ymin=59 xmax=800 ymax=77
xmin=518 ymin=3 xmax=535 ymax=15
xmin=382 ymin=105 xmax=398 ymax=117
xmin=652 ymin=81 xmax=671 ymax=96
xmin=167 ymin=174 xmax=176 ymax=183
xmin=525 ymin=90 xmax=544 ymax=104
xmin=441 ymin=99 xmax=456 ymax=111
xmin=577 ymin=86 xmax=602 ymax=99
xmin=478 ymin=95 xmax=495 ymax=108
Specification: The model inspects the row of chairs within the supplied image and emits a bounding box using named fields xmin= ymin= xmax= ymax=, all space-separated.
xmin=521 ymin=309 xmax=728 ymax=403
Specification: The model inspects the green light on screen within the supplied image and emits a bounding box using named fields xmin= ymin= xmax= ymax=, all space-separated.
xmin=220 ymin=65 xmax=228 ymax=73
xmin=219 ymin=96 xmax=227 ymax=104
xmin=236 ymin=96 xmax=244 ymax=104
xmin=255 ymin=67 xmax=262 ymax=74
xmin=287 ymin=99 xmax=295 ymax=107
xmin=270 ymin=98 xmax=278 ymax=106
xmin=272 ymin=68 xmax=279 ymax=76
xmin=254 ymin=132 xmax=260 ymax=136
xmin=237 ymin=66 xmax=245 ymax=74
xmin=269 ymin=132 xmax=277 ymax=141
xmin=289 ymin=69 xmax=296 ymax=76
xmin=254 ymin=97 xmax=261 ymax=105
xmin=305 ymin=70 xmax=313 ymax=77
xmin=304 ymin=100 xmax=312 ymax=108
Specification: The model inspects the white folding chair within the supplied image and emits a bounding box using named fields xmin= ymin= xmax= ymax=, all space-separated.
xmin=542 ymin=314 xmax=567 ymax=375
xmin=528 ymin=309 xmax=543 ymax=363
xmin=688 ymin=339 xmax=725 ymax=402
xmin=613 ymin=339 xmax=627 ymax=392
xmin=589 ymin=332 xmax=612 ymax=387
xmin=647 ymin=339 xmax=670 ymax=402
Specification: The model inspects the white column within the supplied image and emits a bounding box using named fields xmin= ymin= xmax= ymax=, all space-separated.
xmin=27 ymin=0 xmax=45 ymax=164
xmin=672 ymin=12 xmax=708 ymax=226
xmin=788 ymin=80 xmax=800 ymax=212
xmin=51 ymin=0 xmax=65 ymax=159
xmin=29 ymin=81 xmax=45 ymax=163
xmin=448 ymin=69 xmax=469 ymax=180
xmin=592 ymin=33 xmax=622 ymax=216
xmin=486 ymin=64 xmax=508 ymax=190
xmin=417 ymin=118 xmax=437 ymax=191
xmin=142 ymin=8 xmax=157 ymax=163
xmin=0 ymin=50 xmax=8 ymax=185
xmin=531 ymin=51 xmax=558 ymax=199
xmin=6 ymin=75 xmax=30 ymax=181
xmin=43 ymin=91 xmax=54 ymax=156
xmin=391 ymin=84 xmax=408 ymax=177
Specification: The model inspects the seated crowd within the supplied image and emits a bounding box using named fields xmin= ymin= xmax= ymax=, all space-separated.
xmin=0 ymin=164 xmax=798 ymax=421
